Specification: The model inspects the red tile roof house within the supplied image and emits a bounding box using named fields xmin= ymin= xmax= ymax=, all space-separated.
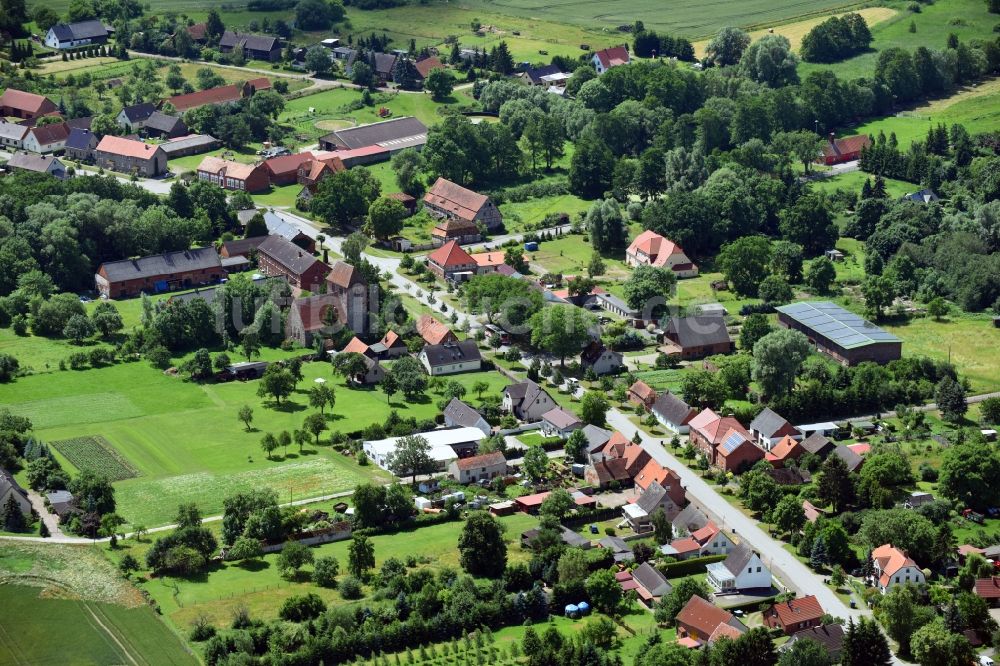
xmin=414 ymin=56 xmax=445 ymax=80
xmin=468 ymin=251 xmax=506 ymax=274
xmin=0 ymin=89 xmax=58 ymax=119
xmin=94 ymin=136 xmax=167 ymax=177
xmin=629 ymin=380 xmax=657 ymax=410
xmin=821 ymin=133 xmax=871 ymax=165
xmin=715 ymin=428 xmax=766 ymax=474
xmin=95 ymin=247 xmax=224 ymax=299
xmin=633 ymin=459 xmax=685 ymax=505
xmin=675 ymin=595 xmax=746 ymax=646
xmin=376 ymin=329 xmax=409 ymax=359
xmin=166 ymin=83 xmax=251 ymax=112
xmin=264 ymin=152 xmax=315 ymax=186
xmin=423 ymin=177 xmax=503 ymax=232
xmin=448 ymin=451 xmax=506 ymax=485
xmin=748 ymin=407 xmax=802 ymax=451
xmin=763 ymin=595 xmax=825 ymax=636
xmin=974 ymin=577 xmax=1000 ymax=607
xmin=416 ymin=314 xmax=458 ymax=346
xmin=286 ymin=294 xmax=338 ymax=348
xmin=197 ymin=156 xmax=270 ymax=193
xmin=426 ymin=240 xmax=478 ymax=281
xmin=23 ymin=122 xmax=70 ymax=154
xmin=626 ymin=230 xmax=699 ymax=278
xmin=296 ymin=155 xmax=345 ymax=198
xmin=688 ymin=409 xmax=751 ymax=463
xmin=765 ymin=435 xmax=807 ymax=469
xmin=661 ymin=520 xmax=735 ymax=560
xmin=591 ymin=45 xmax=630 ymax=74
xmin=872 ymin=544 xmax=926 ymax=594
xmin=256 ymin=234 xmax=330 ymax=291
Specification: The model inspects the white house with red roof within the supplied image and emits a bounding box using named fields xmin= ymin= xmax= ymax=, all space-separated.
xmin=94 ymin=135 xmax=167 ymax=177
xmin=592 ymin=45 xmax=630 ymax=74
xmin=872 ymin=544 xmax=925 ymax=593
xmin=426 ymin=240 xmax=477 ymax=281
xmin=626 ymin=230 xmax=698 ymax=278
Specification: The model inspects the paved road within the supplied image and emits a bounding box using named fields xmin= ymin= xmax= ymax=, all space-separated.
xmin=605 ymin=408 xmax=863 ymax=622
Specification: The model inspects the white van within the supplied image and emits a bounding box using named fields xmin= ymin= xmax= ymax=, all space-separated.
xmin=979 ymin=655 xmax=995 ymax=666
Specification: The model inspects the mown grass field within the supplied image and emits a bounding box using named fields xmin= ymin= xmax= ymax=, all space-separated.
xmin=847 ymin=76 xmax=1000 ymax=150
xmin=0 ymin=585 xmax=198 ymax=666
xmin=0 ymin=354 xmax=507 ymax=526
xmin=883 ymin=314 xmax=1000 ymax=394
xmin=798 ymin=0 xmax=999 ymax=80
xmin=132 ymin=512 xmax=539 ymax=629
xmin=808 ymin=170 xmax=914 ymax=199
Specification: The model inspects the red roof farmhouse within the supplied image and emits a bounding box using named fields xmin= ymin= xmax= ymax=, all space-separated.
xmin=626 ymin=230 xmax=698 ymax=277
xmin=166 ymin=83 xmax=250 ymax=112
xmin=94 ymin=136 xmax=167 ymax=177
xmin=95 ymin=247 xmax=224 ymax=299
xmin=426 ymin=240 xmax=477 ymax=281
xmin=821 ymin=133 xmax=871 ymax=165
xmin=763 ymin=595 xmax=825 ymax=636
xmin=197 ymin=156 xmax=270 ymax=193
xmin=423 ymin=177 xmax=502 ymax=231
xmin=0 ymin=89 xmax=58 ymax=119
xmin=591 ymin=45 xmax=630 ymax=74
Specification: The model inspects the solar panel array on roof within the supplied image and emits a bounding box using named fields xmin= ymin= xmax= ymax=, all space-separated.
xmin=776 ymin=301 xmax=900 ymax=349
xmin=720 ymin=430 xmax=747 ymax=454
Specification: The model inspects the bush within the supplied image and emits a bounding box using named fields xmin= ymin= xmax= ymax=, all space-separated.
xmin=919 ymin=462 xmax=938 ymax=482
xmin=278 ymin=592 xmax=326 ymax=622
xmin=189 ymin=615 xmax=216 ymax=641
xmin=313 ymin=556 xmax=340 ymax=587
xmin=339 ymin=574 xmax=363 ymax=599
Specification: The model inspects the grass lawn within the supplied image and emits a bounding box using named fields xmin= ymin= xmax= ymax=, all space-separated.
xmin=883 ymin=313 xmax=1000 ymax=394
xmin=798 ymin=0 xmax=1000 ymax=80
xmin=136 ymin=512 xmax=538 ymax=629
xmin=500 ymin=194 xmax=592 ymax=233
xmin=809 ymin=170 xmax=913 ymax=199
xmin=0 ymin=585 xmax=197 ymax=666
xmin=169 ymin=145 xmax=261 ymax=174
xmin=0 ymin=359 xmax=512 ymax=526
xmin=526 ymin=233 xmax=630 ymax=279
xmin=673 ymin=272 xmax=761 ymax=314
xmin=280 ymin=87 xmax=470 ymax=144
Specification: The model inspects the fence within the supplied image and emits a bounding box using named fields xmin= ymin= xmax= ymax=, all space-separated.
xmin=259 ymin=525 xmax=353 ymax=554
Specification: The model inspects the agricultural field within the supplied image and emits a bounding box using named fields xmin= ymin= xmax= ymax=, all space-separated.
xmin=692 ymin=6 xmax=897 ymax=58
xmin=131 ymin=512 xmax=539 ymax=629
xmin=50 ymin=435 xmax=139 ymax=481
xmin=798 ymin=0 xmax=999 ymax=80
xmin=447 ymin=0 xmax=870 ymax=40
xmin=0 ymin=585 xmax=197 ymax=666
xmin=0 ymin=357 xmax=511 ymax=526
xmin=0 ymin=541 xmax=195 ymax=665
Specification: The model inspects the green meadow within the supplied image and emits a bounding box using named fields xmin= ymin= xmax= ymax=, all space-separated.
xmin=0 ymin=354 xmax=510 ymax=526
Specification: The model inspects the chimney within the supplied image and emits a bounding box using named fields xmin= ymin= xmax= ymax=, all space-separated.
xmin=828 ymin=132 xmax=836 ymax=144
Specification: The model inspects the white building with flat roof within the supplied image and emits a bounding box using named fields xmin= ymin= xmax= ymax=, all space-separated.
xmin=363 ymin=427 xmax=486 ymax=472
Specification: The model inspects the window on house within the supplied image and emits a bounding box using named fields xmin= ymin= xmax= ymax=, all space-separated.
xmin=756 ymin=567 xmax=761 ymax=572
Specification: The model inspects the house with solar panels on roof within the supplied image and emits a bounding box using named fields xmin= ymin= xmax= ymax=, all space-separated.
xmin=775 ymin=301 xmax=902 ymax=366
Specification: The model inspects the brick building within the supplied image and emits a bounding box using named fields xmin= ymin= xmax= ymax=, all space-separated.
xmin=95 ymin=247 xmax=224 ymax=298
